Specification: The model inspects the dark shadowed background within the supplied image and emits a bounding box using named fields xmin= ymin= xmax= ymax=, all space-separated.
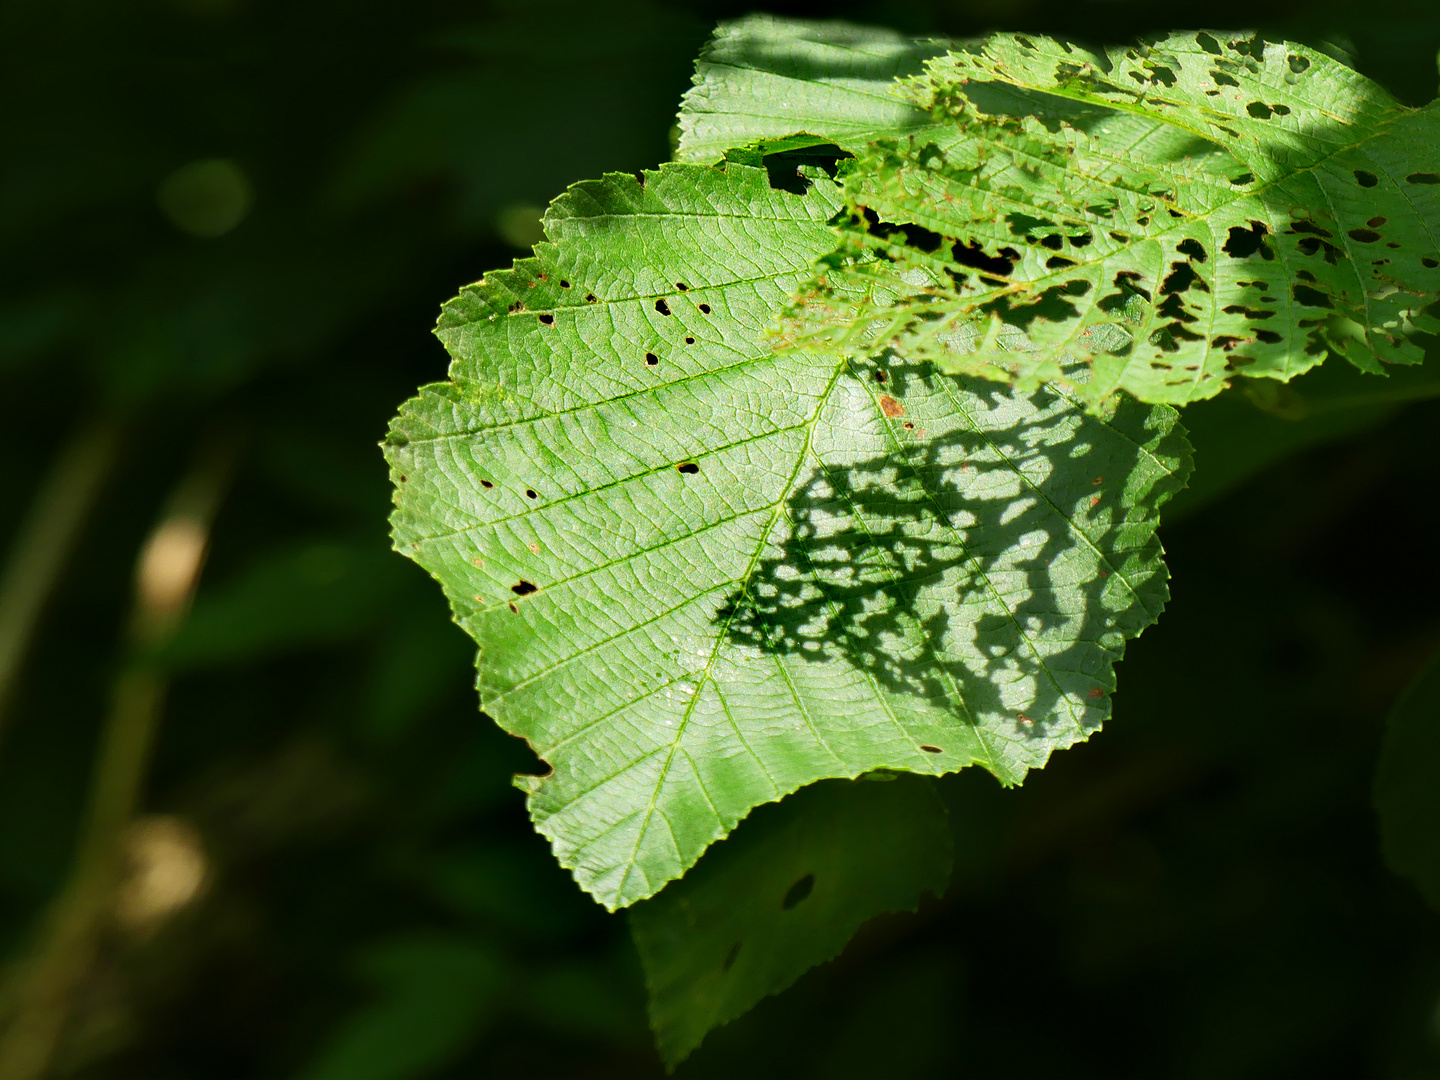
xmin=4 ymin=0 xmax=1440 ymax=1076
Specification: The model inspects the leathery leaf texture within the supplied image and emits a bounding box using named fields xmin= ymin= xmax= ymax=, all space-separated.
xmin=785 ymin=31 xmax=1440 ymax=408
xmin=385 ymin=158 xmax=1190 ymax=910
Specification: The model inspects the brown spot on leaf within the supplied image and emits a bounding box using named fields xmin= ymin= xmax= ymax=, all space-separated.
xmin=471 ymin=556 xmax=485 ymax=567
xmin=527 ymin=542 xmax=540 ymax=555
xmin=1088 ymin=687 xmax=1105 ymax=699
xmin=919 ymin=744 xmax=943 ymax=754
xmin=879 ymin=395 xmax=905 ymax=417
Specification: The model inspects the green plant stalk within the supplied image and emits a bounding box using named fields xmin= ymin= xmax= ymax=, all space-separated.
xmin=0 ymin=417 xmax=123 ymax=750
xmin=0 ymin=434 xmax=238 ymax=1080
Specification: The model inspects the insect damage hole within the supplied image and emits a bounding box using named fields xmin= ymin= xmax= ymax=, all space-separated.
xmin=1407 ymin=173 xmax=1440 ymax=185
xmin=1353 ymin=170 xmax=1379 ymax=187
xmin=654 ymin=298 xmax=672 ymax=316
xmin=722 ymin=942 xmax=741 ymax=973
xmin=644 ymin=352 xmax=658 ymax=366
xmin=525 ymin=488 xmax=539 ymax=499
xmin=676 ymin=462 xmax=699 ymax=474
xmin=538 ymin=313 xmax=554 ymax=325
xmin=698 ymin=303 xmax=711 ymax=314
xmin=511 ymin=580 xmax=539 ymax=596
xmin=782 ymin=873 xmax=815 ymax=910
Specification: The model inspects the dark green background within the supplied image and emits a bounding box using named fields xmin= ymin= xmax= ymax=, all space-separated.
xmin=5 ymin=0 xmax=1440 ymax=1075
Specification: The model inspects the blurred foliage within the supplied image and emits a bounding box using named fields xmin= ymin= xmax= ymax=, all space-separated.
xmin=2 ymin=0 xmax=1440 ymax=1076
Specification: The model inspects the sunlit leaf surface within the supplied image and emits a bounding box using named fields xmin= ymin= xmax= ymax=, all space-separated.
xmin=386 ymin=155 xmax=1188 ymax=910
xmin=674 ymin=15 xmax=948 ymax=167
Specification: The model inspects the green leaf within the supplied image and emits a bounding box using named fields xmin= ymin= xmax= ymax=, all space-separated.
xmin=302 ymin=936 xmax=501 ymax=1080
xmin=1376 ymin=648 xmax=1440 ymax=912
xmin=785 ymin=31 xmax=1440 ymax=408
xmin=675 ymin=15 xmax=949 ymax=164
xmin=630 ymin=774 xmax=952 ymax=1069
xmin=386 ymin=159 xmax=1190 ymax=911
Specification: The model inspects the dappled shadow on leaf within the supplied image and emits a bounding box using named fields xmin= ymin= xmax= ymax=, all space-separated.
xmin=716 ymin=364 xmax=1182 ymax=746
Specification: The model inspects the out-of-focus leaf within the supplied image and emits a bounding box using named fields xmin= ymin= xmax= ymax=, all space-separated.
xmin=1376 ymin=647 xmax=1440 ymax=912
xmin=629 ymin=775 xmax=952 ymax=1069
xmin=301 ymin=936 xmax=501 ymax=1080
xmin=162 ymin=540 xmax=406 ymax=668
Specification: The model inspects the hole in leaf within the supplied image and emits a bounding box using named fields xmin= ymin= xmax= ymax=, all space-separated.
xmin=1230 ymin=173 xmax=1255 ymax=186
xmin=1291 ymin=220 xmax=1334 ymax=237
xmin=676 ymin=282 xmax=689 ymax=291
xmin=1424 ymin=258 xmax=1439 ymax=268
xmin=1046 ymin=255 xmax=1076 ymax=269
xmin=1160 ymin=261 xmax=1208 ymax=295
xmin=645 ymin=352 xmax=658 ymax=366
xmin=1255 ymin=328 xmax=1283 ymax=343
xmin=722 ymin=942 xmax=741 ymax=972
xmin=1198 ymin=32 xmax=1222 ymax=55
xmin=1348 ymin=228 xmax=1381 ymax=243
xmin=559 ymin=280 xmax=571 ymax=288
xmin=585 ymin=293 xmax=598 ymax=302
xmin=684 ymin=336 xmax=695 ymax=345
xmin=677 ymin=462 xmax=699 ymax=474
xmin=655 ymin=298 xmax=671 ymax=316
xmin=782 ymin=874 xmax=815 ymax=910
xmin=952 ymin=241 xmax=1018 ymax=279
xmin=1040 ymin=234 xmax=1064 ymax=251
xmin=525 ymin=488 xmax=539 ymax=499
xmin=538 ymin=313 xmax=554 ymax=325
xmin=1368 ymin=217 xmax=1388 ymax=228
xmin=874 ymin=370 xmax=887 ymax=383
xmin=919 ymin=744 xmax=943 ymax=754
xmin=1223 ymin=221 xmax=1274 ymax=259
xmin=511 ymin=580 xmax=538 ymax=596
xmin=1408 ymin=173 xmax=1440 ymax=185
xmin=1292 ymin=284 xmax=1333 ymax=308
xmin=480 ymin=480 xmax=494 ymax=489
xmin=1354 ymin=170 xmax=1379 ymax=187
xmin=698 ymin=303 xmax=712 ymax=314
xmin=1069 ymin=233 xmax=1094 ymax=246
xmin=1176 ymin=238 xmax=1209 ymax=262
xmin=1288 ymin=54 xmax=1310 ymax=73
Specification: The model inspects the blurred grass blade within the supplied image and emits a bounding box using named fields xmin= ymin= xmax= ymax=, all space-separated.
xmin=0 ymin=432 xmax=239 ymax=1080
xmin=0 ymin=417 xmax=122 ymax=750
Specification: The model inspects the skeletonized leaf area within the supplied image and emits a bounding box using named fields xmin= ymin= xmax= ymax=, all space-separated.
xmin=786 ymin=32 xmax=1440 ymax=407
xmin=386 ymin=157 xmax=1190 ymax=910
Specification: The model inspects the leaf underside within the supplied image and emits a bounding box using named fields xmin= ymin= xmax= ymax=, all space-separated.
xmin=386 ymin=156 xmax=1189 ymax=910
xmin=784 ymin=31 xmax=1440 ymax=408
xmin=630 ymin=775 xmax=952 ymax=1068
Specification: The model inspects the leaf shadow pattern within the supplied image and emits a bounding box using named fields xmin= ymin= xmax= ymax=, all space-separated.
xmin=718 ymin=359 xmax=1188 ymax=771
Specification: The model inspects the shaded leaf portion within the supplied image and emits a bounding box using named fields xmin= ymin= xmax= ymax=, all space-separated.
xmin=786 ymin=31 xmax=1440 ymax=407
xmin=675 ymin=15 xmax=948 ymax=165
xmin=630 ymin=775 xmax=951 ymax=1069
xmin=387 ymin=158 xmax=1189 ymax=911
xmin=1376 ymin=648 xmax=1440 ymax=912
